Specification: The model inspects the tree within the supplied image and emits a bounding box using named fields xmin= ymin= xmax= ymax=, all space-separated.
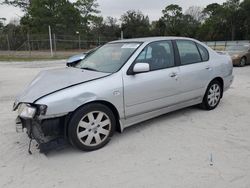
xmin=185 ymin=6 xmax=205 ymax=23
xmin=151 ymin=18 xmax=166 ymax=36
xmin=1 ymin=22 xmax=27 ymax=50
xmin=1 ymin=0 xmax=31 ymax=11
xmin=105 ymin=17 xmax=118 ymax=28
xmin=152 ymin=4 xmax=201 ymax=37
xmin=74 ymin=0 xmax=100 ymax=30
xmin=181 ymin=14 xmax=200 ymax=37
xmin=2 ymin=0 xmax=250 ymax=42
xmin=20 ymin=0 xmax=81 ymax=34
xmin=74 ymin=0 xmax=99 ymax=17
xmin=120 ymin=10 xmax=151 ymax=38
xmin=88 ymin=16 xmax=120 ymax=41
xmin=241 ymin=0 xmax=250 ymax=39
xmin=200 ymin=3 xmax=228 ymax=40
xmin=223 ymin=0 xmax=241 ymax=40
xmin=203 ymin=3 xmax=222 ymax=17
xmin=161 ymin=4 xmax=184 ymax=36
xmin=200 ymin=1 xmax=244 ymax=40
xmin=0 ymin=18 xmax=6 ymax=29
xmin=102 ymin=17 xmax=120 ymax=39
xmin=90 ymin=16 xmax=103 ymax=39
xmin=162 ymin=4 xmax=182 ymax=17
xmin=3 ymin=0 xmax=100 ymax=35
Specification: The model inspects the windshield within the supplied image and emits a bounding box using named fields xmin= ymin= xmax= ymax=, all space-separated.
xmin=76 ymin=42 xmax=141 ymax=73
xmin=225 ymin=45 xmax=249 ymax=52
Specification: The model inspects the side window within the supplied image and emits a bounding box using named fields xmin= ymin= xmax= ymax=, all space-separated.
xmin=135 ymin=41 xmax=175 ymax=71
xmin=136 ymin=46 xmax=152 ymax=61
xmin=197 ymin=43 xmax=209 ymax=61
xmin=176 ymin=40 xmax=202 ymax=65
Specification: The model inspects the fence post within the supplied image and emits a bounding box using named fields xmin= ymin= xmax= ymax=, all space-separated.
xmin=6 ymin=34 xmax=10 ymax=56
xmin=48 ymin=25 xmax=53 ymax=57
xmin=53 ymin=33 xmax=56 ymax=56
xmin=27 ymin=33 xmax=31 ymax=57
xmin=121 ymin=30 xmax=124 ymax=39
xmin=79 ymin=34 xmax=81 ymax=50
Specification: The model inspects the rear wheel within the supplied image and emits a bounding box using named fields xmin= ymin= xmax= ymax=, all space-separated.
xmin=68 ymin=103 xmax=116 ymax=151
xmin=201 ymin=80 xmax=222 ymax=110
xmin=239 ymin=57 xmax=246 ymax=67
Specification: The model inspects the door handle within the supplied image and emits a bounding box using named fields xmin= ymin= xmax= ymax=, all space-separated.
xmin=170 ymin=72 xmax=177 ymax=78
xmin=205 ymin=66 xmax=212 ymax=70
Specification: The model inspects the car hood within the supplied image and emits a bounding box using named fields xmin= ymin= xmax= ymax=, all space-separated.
xmin=15 ymin=68 xmax=110 ymax=104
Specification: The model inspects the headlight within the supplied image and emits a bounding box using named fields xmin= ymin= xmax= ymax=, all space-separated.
xmin=18 ymin=103 xmax=36 ymax=119
xmin=37 ymin=104 xmax=47 ymax=115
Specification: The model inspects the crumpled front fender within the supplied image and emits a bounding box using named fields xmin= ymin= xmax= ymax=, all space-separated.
xmin=34 ymin=73 xmax=124 ymax=120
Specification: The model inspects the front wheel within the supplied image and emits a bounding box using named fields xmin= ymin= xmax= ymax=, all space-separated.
xmin=68 ymin=103 xmax=116 ymax=151
xmin=201 ymin=80 xmax=222 ymax=110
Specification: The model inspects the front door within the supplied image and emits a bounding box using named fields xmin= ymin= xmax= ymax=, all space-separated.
xmin=123 ymin=40 xmax=180 ymax=118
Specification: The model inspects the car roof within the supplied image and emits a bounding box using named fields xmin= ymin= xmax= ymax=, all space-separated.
xmin=109 ymin=36 xmax=197 ymax=44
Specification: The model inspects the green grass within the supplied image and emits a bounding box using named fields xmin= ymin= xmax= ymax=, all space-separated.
xmin=0 ymin=56 xmax=66 ymax=62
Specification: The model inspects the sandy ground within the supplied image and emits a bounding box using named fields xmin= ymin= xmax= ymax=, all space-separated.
xmin=0 ymin=61 xmax=250 ymax=188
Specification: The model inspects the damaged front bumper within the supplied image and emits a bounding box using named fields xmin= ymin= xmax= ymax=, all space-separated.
xmin=15 ymin=116 xmax=68 ymax=153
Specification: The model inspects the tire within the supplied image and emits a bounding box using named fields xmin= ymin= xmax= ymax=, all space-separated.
xmin=201 ymin=80 xmax=222 ymax=110
xmin=239 ymin=57 xmax=246 ymax=67
xmin=68 ymin=103 xmax=116 ymax=151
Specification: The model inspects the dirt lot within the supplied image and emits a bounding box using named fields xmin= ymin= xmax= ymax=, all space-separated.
xmin=0 ymin=61 xmax=250 ymax=188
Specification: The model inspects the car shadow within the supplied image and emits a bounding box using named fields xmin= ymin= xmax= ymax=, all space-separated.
xmin=46 ymin=105 xmax=203 ymax=157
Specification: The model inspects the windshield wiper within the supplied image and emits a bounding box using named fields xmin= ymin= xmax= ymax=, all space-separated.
xmin=81 ymin=67 xmax=98 ymax=71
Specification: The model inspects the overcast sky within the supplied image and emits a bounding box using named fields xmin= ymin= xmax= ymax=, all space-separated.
xmin=0 ymin=0 xmax=226 ymax=24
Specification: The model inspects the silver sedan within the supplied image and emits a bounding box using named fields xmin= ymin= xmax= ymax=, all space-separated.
xmin=13 ymin=37 xmax=234 ymax=152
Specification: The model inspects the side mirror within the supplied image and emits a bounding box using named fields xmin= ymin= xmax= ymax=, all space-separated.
xmin=133 ymin=63 xmax=150 ymax=74
xmin=66 ymin=53 xmax=87 ymax=67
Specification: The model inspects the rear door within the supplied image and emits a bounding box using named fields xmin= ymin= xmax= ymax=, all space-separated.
xmin=175 ymin=40 xmax=212 ymax=101
xmin=123 ymin=40 xmax=180 ymax=118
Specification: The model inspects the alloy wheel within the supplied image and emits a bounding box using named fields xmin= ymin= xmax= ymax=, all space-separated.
xmin=240 ymin=58 xmax=246 ymax=67
xmin=207 ymin=84 xmax=221 ymax=107
xmin=77 ymin=111 xmax=111 ymax=147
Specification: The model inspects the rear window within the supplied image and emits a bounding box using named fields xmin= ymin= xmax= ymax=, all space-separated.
xmin=197 ymin=44 xmax=209 ymax=61
xmin=176 ymin=40 xmax=202 ymax=65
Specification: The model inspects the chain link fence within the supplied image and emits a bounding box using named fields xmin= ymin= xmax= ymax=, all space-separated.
xmin=0 ymin=33 xmax=249 ymax=59
xmin=0 ymin=33 xmax=118 ymax=59
xmin=204 ymin=40 xmax=250 ymax=51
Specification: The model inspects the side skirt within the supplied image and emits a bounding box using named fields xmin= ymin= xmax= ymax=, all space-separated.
xmin=119 ymin=97 xmax=202 ymax=132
